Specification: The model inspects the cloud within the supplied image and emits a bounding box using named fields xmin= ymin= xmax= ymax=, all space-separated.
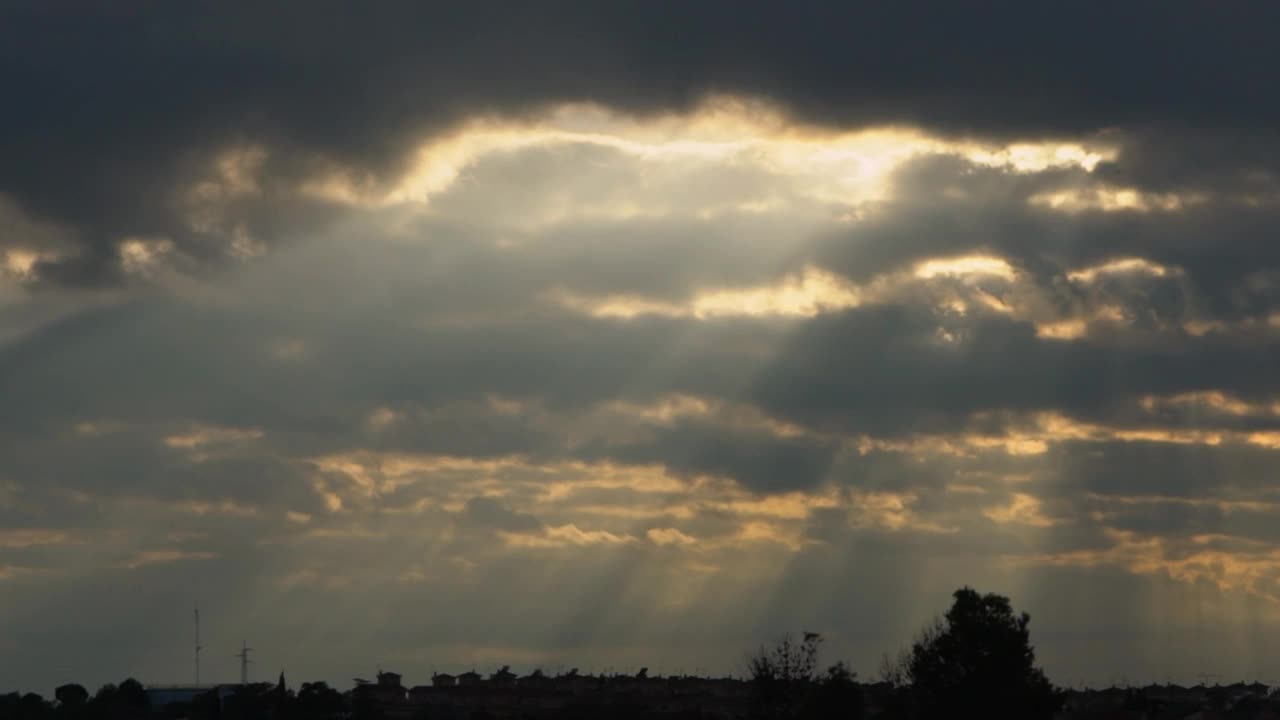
xmin=7 ymin=16 xmax=1280 ymax=690
xmin=646 ymin=528 xmax=698 ymax=546
xmin=6 ymin=3 xmax=1280 ymax=287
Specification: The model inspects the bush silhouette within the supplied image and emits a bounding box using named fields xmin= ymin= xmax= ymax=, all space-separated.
xmin=748 ymin=632 xmax=864 ymax=719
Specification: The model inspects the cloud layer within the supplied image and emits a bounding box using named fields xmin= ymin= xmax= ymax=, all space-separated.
xmin=5 ymin=6 xmax=1280 ymax=696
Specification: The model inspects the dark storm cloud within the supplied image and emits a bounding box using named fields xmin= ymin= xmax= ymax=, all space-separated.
xmin=1046 ymin=441 xmax=1280 ymax=500
xmin=6 ymin=2 xmax=1280 ymax=285
xmin=581 ymin=418 xmax=839 ymax=494
xmin=0 ymin=425 xmax=319 ymax=514
xmin=1094 ymin=129 xmax=1280 ymax=195
xmin=749 ymin=303 xmax=1280 ymax=438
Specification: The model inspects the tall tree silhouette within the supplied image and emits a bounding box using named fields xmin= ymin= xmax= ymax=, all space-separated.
xmin=903 ymin=587 xmax=1060 ymax=720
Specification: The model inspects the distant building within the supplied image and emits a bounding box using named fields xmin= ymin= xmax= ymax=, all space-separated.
xmin=489 ymin=666 xmax=517 ymax=689
xmin=144 ymin=684 xmax=245 ymax=716
xmin=351 ymin=670 xmax=407 ymax=712
xmin=432 ymin=672 xmax=457 ymax=688
xmin=145 ymin=685 xmax=222 ymax=709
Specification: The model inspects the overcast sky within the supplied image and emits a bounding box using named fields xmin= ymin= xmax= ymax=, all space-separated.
xmin=7 ymin=2 xmax=1280 ymax=694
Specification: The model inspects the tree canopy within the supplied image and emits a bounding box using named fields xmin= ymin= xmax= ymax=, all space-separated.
xmin=904 ymin=587 xmax=1061 ymax=720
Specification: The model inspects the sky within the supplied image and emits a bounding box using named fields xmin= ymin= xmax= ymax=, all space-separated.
xmin=5 ymin=2 xmax=1280 ymax=694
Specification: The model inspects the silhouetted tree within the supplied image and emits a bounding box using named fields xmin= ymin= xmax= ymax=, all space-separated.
xmin=876 ymin=632 xmax=926 ymax=720
xmin=54 ymin=684 xmax=89 ymax=709
xmin=1 ymin=692 xmax=54 ymax=720
xmin=292 ymin=682 xmax=344 ymax=720
xmin=748 ymin=632 xmax=822 ymax=718
xmin=84 ymin=679 xmax=148 ymax=720
xmin=115 ymin=680 xmax=146 ymax=717
xmin=85 ymin=684 xmax=117 ymax=720
xmin=877 ymin=651 xmax=908 ymax=689
xmin=748 ymin=632 xmax=863 ymax=719
xmin=902 ymin=587 xmax=1061 ymax=720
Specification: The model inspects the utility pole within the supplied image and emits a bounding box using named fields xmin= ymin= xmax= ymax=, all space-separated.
xmin=194 ymin=608 xmax=203 ymax=685
xmin=237 ymin=641 xmax=254 ymax=685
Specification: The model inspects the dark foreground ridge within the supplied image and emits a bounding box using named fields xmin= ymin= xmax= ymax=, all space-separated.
xmin=5 ymin=588 xmax=1277 ymax=720
xmin=7 ymin=671 xmax=1278 ymax=720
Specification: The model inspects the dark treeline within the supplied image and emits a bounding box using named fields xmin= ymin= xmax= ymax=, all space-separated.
xmin=742 ymin=587 xmax=1059 ymax=720
xmin=2 ymin=677 xmax=343 ymax=720
xmin=2 ymin=586 xmax=1235 ymax=720
xmin=2 ymin=679 xmax=150 ymax=720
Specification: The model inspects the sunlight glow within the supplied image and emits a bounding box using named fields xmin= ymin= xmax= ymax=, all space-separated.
xmin=3 ymin=249 xmax=39 ymax=279
xmin=500 ymin=524 xmax=637 ymax=549
xmin=692 ymin=267 xmax=862 ymax=317
xmin=550 ymin=266 xmax=862 ymax=320
xmin=855 ymin=408 xmax=1275 ymax=462
xmin=164 ymin=424 xmax=264 ymax=449
xmin=849 ymin=489 xmax=953 ymax=533
xmin=1140 ymin=391 xmax=1279 ymax=418
xmin=1067 ymin=257 xmax=1179 ymax=283
xmin=913 ymin=255 xmax=1017 ymax=281
xmin=123 ymin=549 xmax=218 ymax=569
xmin=1024 ymin=529 xmax=1280 ymax=605
xmin=0 ymin=529 xmax=69 ymax=548
xmin=118 ymin=236 xmax=174 ymax=274
xmin=277 ymin=97 xmax=1116 ymax=214
xmin=983 ymin=493 xmax=1056 ymax=527
xmin=647 ymin=527 xmax=698 ymax=546
xmin=1029 ymin=186 xmax=1201 ymax=213
xmin=964 ymin=143 xmax=1109 ymax=173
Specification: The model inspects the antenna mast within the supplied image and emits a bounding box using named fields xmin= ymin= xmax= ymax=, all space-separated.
xmin=194 ymin=608 xmax=202 ymax=685
xmin=237 ymin=641 xmax=254 ymax=685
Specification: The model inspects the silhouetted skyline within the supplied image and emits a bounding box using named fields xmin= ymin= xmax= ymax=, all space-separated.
xmin=4 ymin=589 xmax=1276 ymax=719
